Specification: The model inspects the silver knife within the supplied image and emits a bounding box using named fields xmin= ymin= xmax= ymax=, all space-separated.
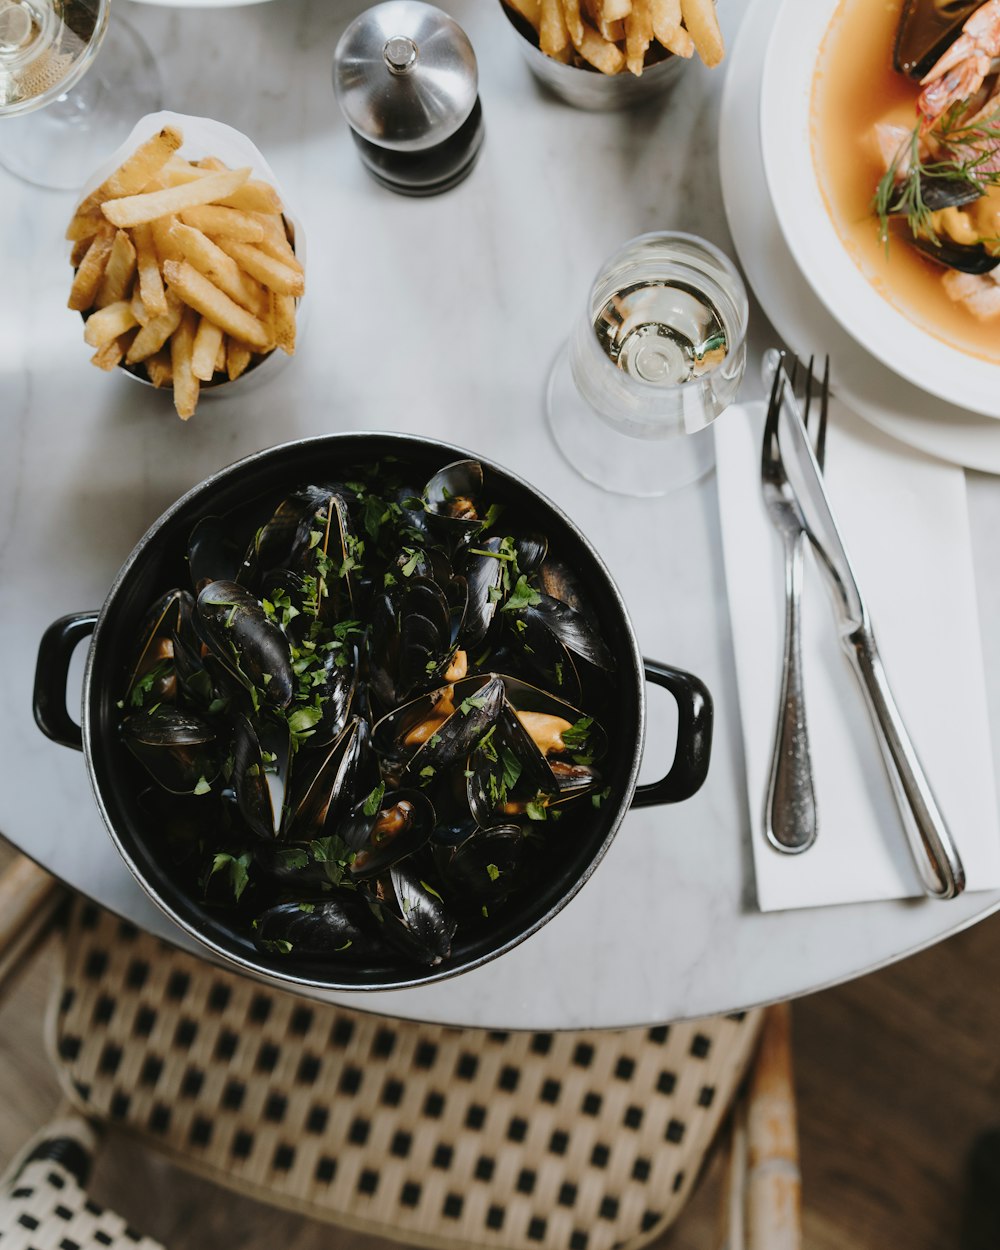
xmin=774 ymin=367 xmax=966 ymax=900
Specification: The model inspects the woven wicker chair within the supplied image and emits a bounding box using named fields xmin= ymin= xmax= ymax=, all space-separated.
xmin=0 ymin=855 xmax=800 ymax=1250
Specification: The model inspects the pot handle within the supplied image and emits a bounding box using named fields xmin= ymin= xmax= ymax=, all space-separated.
xmin=631 ymin=659 xmax=713 ymax=808
xmin=33 ymin=613 xmax=98 ymax=752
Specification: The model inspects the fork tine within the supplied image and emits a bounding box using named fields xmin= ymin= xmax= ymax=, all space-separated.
xmin=763 ymin=358 xmax=785 ymax=462
xmin=802 ymin=354 xmax=815 ymax=431
xmin=815 ymin=355 xmax=830 ymax=471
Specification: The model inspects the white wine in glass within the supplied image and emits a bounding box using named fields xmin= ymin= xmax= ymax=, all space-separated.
xmin=0 ymin=0 xmax=161 ymax=190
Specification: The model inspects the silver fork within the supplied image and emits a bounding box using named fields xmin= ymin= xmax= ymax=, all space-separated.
xmin=761 ymin=354 xmax=829 ymax=854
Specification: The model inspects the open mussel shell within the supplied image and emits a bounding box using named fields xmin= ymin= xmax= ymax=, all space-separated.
xmin=369 ymin=573 xmax=466 ymax=710
xmin=248 ymin=486 xmax=328 ymax=581
xmin=466 ymin=704 xmax=557 ymax=828
xmin=460 ymin=536 xmax=507 ymax=650
xmin=232 ymin=713 xmax=290 ymax=840
xmin=283 ymin=716 xmax=380 ymax=842
xmin=122 ymin=707 xmax=219 ymax=795
xmin=523 ymin=593 xmax=615 ymax=672
xmin=254 ymin=894 xmax=382 ymax=960
xmin=912 ymin=233 xmax=1000 ymax=274
xmin=125 ymin=588 xmax=194 ymax=704
xmin=502 ymin=675 xmax=609 ymax=764
xmin=371 ymin=862 xmax=457 ymax=966
xmin=348 ymin=789 xmax=435 ymax=881
xmin=423 ymin=459 xmax=485 ymax=537
xmin=196 ymin=580 xmax=294 ymax=709
xmin=507 ymin=606 xmax=583 ymax=706
xmin=894 ymin=0 xmax=982 ymax=78
xmin=372 ymin=673 xmax=505 ymax=786
xmin=433 ymin=824 xmax=525 ymax=909
xmin=308 ymin=645 xmax=359 ymax=749
xmin=187 ymin=516 xmax=243 ymax=594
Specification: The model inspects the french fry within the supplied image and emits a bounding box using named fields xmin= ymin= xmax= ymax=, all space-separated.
xmin=171 ymin=306 xmax=200 ymax=421
xmin=680 ymin=0 xmax=724 ymax=66
xmin=163 ymin=259 xmax=272 ymax=351
xmin=216 ymin=179 xmax=284 ymax=214
xmin=271 ymin=292 xmax=297 ymax=355
xmin=659 ymin=18 xmax=694 ymax=56
xmin=560 ymin=0 xmax=585 ymax=45
xmin=250 ymin=212 xmax=303 ymax=272
xmin=573 ymin=22 xmax=626 ymax=72
xmin=600 ymin=0 xmax=632 ymax=19
xmin=91 ymin=328 xmax=138 ymax=372
xmin=166 ymin=220 xmax=269 ymax=316
xmin=214 ymin=337 xmax=227 ymax=374
xmin=67 ymin=227 xmax=115 ymax=311
xmin=83 ymin=300 xmax=138 ymax=349
xmin=539 ymin=0 xmax=570 ymax=56
xmin=145 ymin=350 xmax=173 ymax=389
xmin=212 ymin=237 xmax=304 ymax=297
xmin=158 ymin=156 xmax=214 ymax=187
xmin=180 ymin=204 xmax=265 ymax=243
xmin=582 ymin=0 xmax=624 ymax=41
xmin=651 ymin=0 xmax=680 ymax=41
xmin=70 ymin=236 xmax=94 ymax=268
xmin=77 ymin=127 xmax=183 ymax=214
xmin=150 ymin=215 xmax=184 ymax=265
xmin=126 ymin=290 xmax=184 ymax=364
xmin=132 ymin=222 xmax=167 ymax=317
xmin=130 ymin=288 xmax=151 ymax=327
xmin=226 ymin=337 xmax=253 ymax=382
xmin=94 ymin=230 xmax=137 ymax=309
xmin=505 ymin=0 xmax=541 ymax=29
xmin=65 ymin=209 xmax=103 ymax=242
xmin=101 ymin=167 xmax=252 ymax=229
xmin=191 ymin=317 xmax=225 ymax=382
xmin=624 ymin=0 xmax=653 ymax=75
xmin=197 ymin=156 xmax=226 ymax=172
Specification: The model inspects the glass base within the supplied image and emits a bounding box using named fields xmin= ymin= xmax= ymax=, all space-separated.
xmin=545 ymin=343 xmax=716 ymax=497
xmin=0 ymin=17 xmax=161 ymax=192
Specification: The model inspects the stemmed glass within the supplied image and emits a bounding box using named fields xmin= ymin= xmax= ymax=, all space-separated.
xmin=546 ymin=231 xmax=749 ymax=496
xmin=0 ymin=0 xmax=161 ymax=190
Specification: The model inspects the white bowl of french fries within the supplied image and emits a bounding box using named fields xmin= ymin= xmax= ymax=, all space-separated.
xmin=500 ymin=0 xmax=723 ymax=110
xmin=66 ymin=113 xmax=305 ymax=421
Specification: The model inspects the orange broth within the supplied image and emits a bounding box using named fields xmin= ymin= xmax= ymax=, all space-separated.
xmin=811 ymin=0 xmax=1000 ymax=363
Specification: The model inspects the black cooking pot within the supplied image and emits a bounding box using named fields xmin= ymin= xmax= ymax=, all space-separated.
xmin=33 ymin=434 xmax=712 ymax=991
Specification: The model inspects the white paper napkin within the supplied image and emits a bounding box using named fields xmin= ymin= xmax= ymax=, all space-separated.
xmin=714 ymin=400 xmax=1000 ymax=911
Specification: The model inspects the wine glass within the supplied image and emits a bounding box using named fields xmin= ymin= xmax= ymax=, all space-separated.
xmin=0 ymin=0 xmax=161 ymax=191
xmin=546 ymin=231 xmax=749 ymax=496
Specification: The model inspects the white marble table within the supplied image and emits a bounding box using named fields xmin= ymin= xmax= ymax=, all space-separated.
xmin=3 ymin=0 xmax=1000 ymax=1029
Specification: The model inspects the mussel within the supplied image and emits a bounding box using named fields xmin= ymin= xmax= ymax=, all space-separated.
xmin=196 ymin=580 xmax=295 ymax=709
xmin=231 ymin=713 xmax=290 ymax=840
xmin=283 ymin=716 xmax=381 ymax=842
xmin=125 ymin=588 xmax=194 ymax=706
xmin=894 ymin=0 xmax=983 ymax=79
xmin=122 ymin=707 xmax=219 ymax=795
xmin=371 ymin=862 xmax=457 ymax=966
xmin=254 ymin=894 xmax=381 ymax=960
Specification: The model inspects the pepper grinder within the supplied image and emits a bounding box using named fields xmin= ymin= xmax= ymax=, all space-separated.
xmin=333 ymin=1 xmax=485 ymax=197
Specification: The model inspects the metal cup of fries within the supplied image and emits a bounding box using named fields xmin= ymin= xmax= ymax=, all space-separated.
xmin=67 ymin=112 xmax=305 ymax=421
xmin=499 ymin=0 xmax=723 ymax=110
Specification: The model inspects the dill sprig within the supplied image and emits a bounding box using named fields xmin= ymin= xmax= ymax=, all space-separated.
xmin=873 ymin=101 xmax=1000 ymax=251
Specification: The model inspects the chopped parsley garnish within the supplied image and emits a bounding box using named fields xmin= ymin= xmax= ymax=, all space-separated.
xmin=362 ymin=781 xmax=386 ymax=817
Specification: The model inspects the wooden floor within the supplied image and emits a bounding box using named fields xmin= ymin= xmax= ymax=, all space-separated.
xmin=2 ymin=835 xmax=999 ymax=1249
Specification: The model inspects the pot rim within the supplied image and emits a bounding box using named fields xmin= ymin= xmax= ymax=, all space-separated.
xmin=80 ymin=430 xmax=646 ymax=992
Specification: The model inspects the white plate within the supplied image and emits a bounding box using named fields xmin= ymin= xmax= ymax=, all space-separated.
xmin=719 ymin=0 xmax=1000 ymax=475
xmin=760 ymin=0 xmax=1000 ymax=420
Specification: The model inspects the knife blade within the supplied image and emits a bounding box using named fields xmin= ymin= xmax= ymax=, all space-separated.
xmin=774 ymin=366 xmax=966 ymax=900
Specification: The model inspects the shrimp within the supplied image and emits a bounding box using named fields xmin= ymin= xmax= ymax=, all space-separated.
xmin=917 ymin=0 xmax=1000 ymax=126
